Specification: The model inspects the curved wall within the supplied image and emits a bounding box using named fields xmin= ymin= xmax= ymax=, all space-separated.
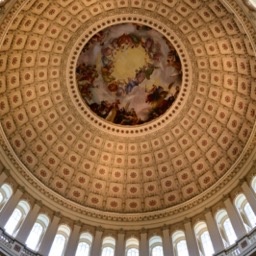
xmin=0 ymin=0 xmax=256 ymax=255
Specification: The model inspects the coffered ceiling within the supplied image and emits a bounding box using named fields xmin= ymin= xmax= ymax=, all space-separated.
xmin=0 ymin=0 xmax=256 ymax=224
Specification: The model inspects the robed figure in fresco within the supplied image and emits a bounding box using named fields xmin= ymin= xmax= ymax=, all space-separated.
xmin=76 ymin=23 xmax=182 ymax=125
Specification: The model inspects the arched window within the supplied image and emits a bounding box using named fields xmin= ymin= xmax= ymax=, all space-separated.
xmin=75 ymin=232 xmax=93 ymax=256
xmin=235 ymin=193 xmax=256 ymax=231
xmin=4 ymin=200 xmax=30 ymax=236
xmin=244 ymin=203 xmax=256 ymax=227
xmin=172 ymin=230 xmax=189 ymax=256
xmin=126 ymin=237 xmax=139 ymax=256
xmin=0 ymin=184 xmax=12 ymax=211
xmin=149 ymin=236 xmax=164 ymax=256
xmin=101 ymin=236 xmax=115 ymax=256
xmin=127 ymin=248 xmax=139 ymax=256
xmin=177 ymin=240 xmax=189 ymax=256
xmin=223 ymin=219 xmax=236 ymax=244
xmin=49 ymin=224 xmax=71 ymax=256
xmin=25 ymin=214 xmax=49 ymax=251
xmin=215 ymin=209 xmax=237 ymax=247
xmin=152 ymin=246 xmax=164 ymax=256
xmin=194 ymin=221 xmax=214 ymax=256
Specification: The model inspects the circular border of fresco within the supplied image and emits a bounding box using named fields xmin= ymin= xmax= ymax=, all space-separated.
xmin=75 ymin=23 xmax=183 ymax=126
xmin=67 ymin=15 xmax=192 ymax=135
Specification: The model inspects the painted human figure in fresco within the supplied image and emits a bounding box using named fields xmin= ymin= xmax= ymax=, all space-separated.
xmin=76 ymin=23 xmax=182 ymax=125
xmin=76 ymin=64 xmax=99 ymax=100
xmin=145 ymin=85 xmax=178 ymax=121
xmin=105 ymin=100 xmax=120 ymax=123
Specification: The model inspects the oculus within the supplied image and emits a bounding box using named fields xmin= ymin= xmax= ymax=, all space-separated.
xmin=76 ymin=23 xmax=182 ymax=125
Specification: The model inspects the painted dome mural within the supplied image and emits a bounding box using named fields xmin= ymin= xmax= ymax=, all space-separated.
xmin=76 ymin=23 xmax=182 ymax=125
xmin=0 ymin=0 xmax=256 ymax=219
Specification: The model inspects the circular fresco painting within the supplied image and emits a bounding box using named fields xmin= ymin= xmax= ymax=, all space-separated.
xmin=76 ymin=23 xmax=182 ymax=125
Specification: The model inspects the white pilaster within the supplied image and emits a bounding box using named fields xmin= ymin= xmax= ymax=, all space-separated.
xmin=224 ymin=196 xmax=247 ymax=239
xmin=139 ymin=230 xmax=149 ymax=256
xmin=64 ymin=222 xmax=81 ymax=256
xmin=0 ymin=171 xmax=8 ymax=185
xmin=241 ymin=181 xmax=256 ymax=215
xmin=184 ymin=219 xmax=200 ymax=256
xmin=38 ymin=213 xmax=61 ymax=256
xmin=162 ymin=226 xmax=174 ymax=256
xmin=115 ymin=230 xmax=125 ymax=256
xmin=205 ymin=210 xmax=225 ymax=254
xmin=90 ymin=227 xmax=103 ymax=256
